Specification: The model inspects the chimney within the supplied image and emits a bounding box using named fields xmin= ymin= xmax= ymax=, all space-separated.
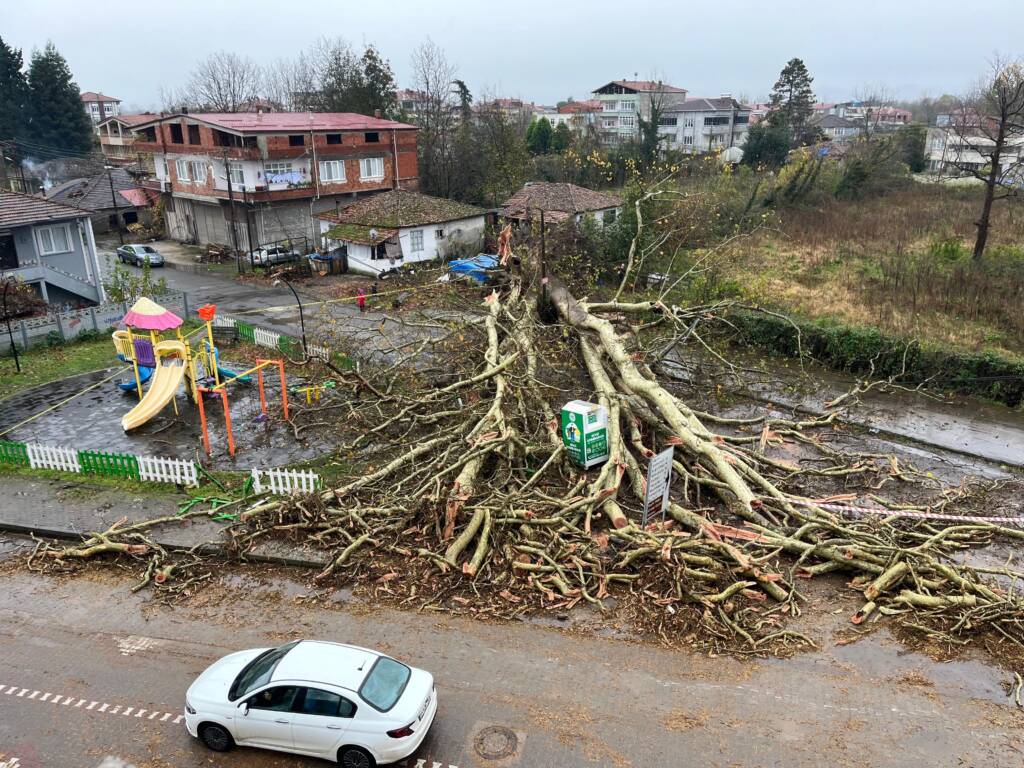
xmin=374 ymin=109 xmax=382 ymax=119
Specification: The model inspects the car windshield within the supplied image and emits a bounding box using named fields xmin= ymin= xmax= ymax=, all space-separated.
xmin=358 ymin=657 xmax=411 ymax=712
xmin=229 ymin=641 xmax=300 ymax=701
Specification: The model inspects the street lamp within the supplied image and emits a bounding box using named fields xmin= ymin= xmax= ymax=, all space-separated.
xmin=2 ymin=279 xmax=22 ymax=373
xmin=273 ymin=278 xmax=307 ymax=357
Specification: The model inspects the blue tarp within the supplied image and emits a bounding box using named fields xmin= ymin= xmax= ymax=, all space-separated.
xmin=449 ymin=254 xmax=499 ymax=284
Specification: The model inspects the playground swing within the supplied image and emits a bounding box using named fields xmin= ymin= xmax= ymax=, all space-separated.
xmin=196 ymin=358 xmax=289 ymax=457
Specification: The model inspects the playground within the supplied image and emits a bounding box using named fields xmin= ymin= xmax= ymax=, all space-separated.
xmin=0 ymin=298 xmax=334 ymax=470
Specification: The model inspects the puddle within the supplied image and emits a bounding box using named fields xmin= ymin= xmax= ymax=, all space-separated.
xmin=0 ymin=366 xmax=336 ymax=469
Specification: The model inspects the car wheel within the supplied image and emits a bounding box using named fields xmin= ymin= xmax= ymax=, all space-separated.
xmin=198 ymin=723 xmax=234 ymax=752
xmin=338 ymin=746 xmax=375 ymax=768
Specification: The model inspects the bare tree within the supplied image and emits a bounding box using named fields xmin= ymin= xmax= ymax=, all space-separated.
xmin=945 ymin=57 xmax=1024 ymax=259
xmin=851 ymin=84 xmax=895 ymax=137
xmin=410 ymin=39 xmax=459 ymax=197
xmin=184 ymin=51 xmax=264 ymax=112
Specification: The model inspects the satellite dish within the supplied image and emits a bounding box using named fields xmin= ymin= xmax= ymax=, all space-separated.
xmin=369 ymin=228 xmax=378 ymax=240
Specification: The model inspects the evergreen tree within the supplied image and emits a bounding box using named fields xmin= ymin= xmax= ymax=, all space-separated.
xmin=897 ymin=123 xmax=927 ymax=173
xmin=742 ymin=117 xmax=791 ymax=169
xmin=358 ymin=45 xmax=398 ymax=118
xmin=769 ymin=58 xmax=816 ymax=146
xmin=319 ymin=44 xmax=397 ymax=118
xmin=26 ymin=42 xmax=93 ymax=153
xmin=0 ymin=36 xmax=29 ymax=142
xmin=527 ymin=116 xmax=552 ymax=154
xmin=552 ymin=122 xmax=572 ymax=153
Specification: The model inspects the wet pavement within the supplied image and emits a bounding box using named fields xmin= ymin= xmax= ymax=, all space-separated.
xmin=0 ymin=366 xmax=328 ymax=469
xmin=0 ymin=566 xmax=1021 ymax=768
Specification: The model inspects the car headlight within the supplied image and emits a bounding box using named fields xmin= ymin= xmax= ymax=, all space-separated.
xmin=185 ymin=699 xmax=196 ymax=715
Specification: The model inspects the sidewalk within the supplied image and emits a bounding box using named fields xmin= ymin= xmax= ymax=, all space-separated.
xmin=0 ymin=475 xmax=327 ymax=567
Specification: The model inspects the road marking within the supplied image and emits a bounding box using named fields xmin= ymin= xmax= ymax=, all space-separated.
xmin=0 ymin=755 xmax=22 ymax=768
xmin=0 ymin=684 xmax=182 ymax=727
xmin=116 ymin=635 xmax=163 ymax=656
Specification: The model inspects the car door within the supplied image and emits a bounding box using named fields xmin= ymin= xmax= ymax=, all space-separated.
xmin=236 ymin=685 xmax=300 ymax=750
xmin=289 ymin=686 xmax=356 ymax=757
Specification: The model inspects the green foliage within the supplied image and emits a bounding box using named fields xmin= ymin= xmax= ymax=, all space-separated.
xmin=742 ymin=118 xmax=791 ymax=169
xmin=769 ymin=58 xmax=816 ymax=147
xmin=834 ymin=136 xmax=910 ymax=200
xmin=527 ymin=117 xmax=553 ymax=154
xmin=26 ymin=42 xmax=93 ymax=153
xmin=729 ymin=309 xmax=1024 ymax=406
xmin=552 ymin=122 xmax=572 ymax=153
xmin=0 ymin=36 xmax=29 ymax=142
xmin=316 ymin=44 xmax=397 ymax=118
xmin=102 ymin=262 xmax=169 ymax=304
xmin=897 ymin=123 xmax=927 ymax=173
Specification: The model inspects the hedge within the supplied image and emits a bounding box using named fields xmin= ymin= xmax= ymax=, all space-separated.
xmin=727 ymin=309 xmax=1024 ymax=407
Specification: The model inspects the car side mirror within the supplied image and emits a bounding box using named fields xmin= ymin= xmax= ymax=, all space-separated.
xmin=239 ymin=701 xmax=250 ymax=716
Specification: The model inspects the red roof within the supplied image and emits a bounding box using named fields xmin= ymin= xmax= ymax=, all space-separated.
xmin=558 ymin=100 xmax=601 ymax=114
xmin=133 ymin=111 xmax=416 ymax=134
xmin=81 ymin=91 xmax=120 ymax=103
xmin=119 ymin=188 xmax=159 ymax=207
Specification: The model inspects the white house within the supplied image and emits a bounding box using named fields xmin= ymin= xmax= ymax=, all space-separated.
xmin=316 ymin=190 xmax=486 ymax=276
xmin=657 ymin=97 xmax=751 ymax=154
xmin=814 ymin=114 xmax=860 ymax=141
xmin=591 ymin=80 xmax=688 ymax=145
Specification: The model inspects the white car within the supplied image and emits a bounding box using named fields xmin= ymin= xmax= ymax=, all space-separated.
xmin=184 ymin=640 xmax=437 ymax=767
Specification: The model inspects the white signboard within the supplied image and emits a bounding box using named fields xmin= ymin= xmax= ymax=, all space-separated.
xmin=643 ymin=447 xmax=674 ymax=526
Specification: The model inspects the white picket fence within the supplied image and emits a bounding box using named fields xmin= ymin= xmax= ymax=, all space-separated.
xmin=27 ymin=444 xmax=81 ymax=473
xmin=306 ymin=343 xmax=331 ymax=362
xmin=253 ymin=326 xmax=281 ymax=349
xmin=138 ymin=455 xmax=199 ymax=486
xmin=251 ymin=467 xmax=321 ymax=496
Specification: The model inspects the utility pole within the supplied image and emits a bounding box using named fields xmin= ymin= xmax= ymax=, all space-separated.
xmin=104 ymin=166 xmax=124 ymax=245
xmin=223 ymin=152 xmax=241 ymax=272
xmin=0 ymin=141 xmax=9 ymax=192
xmin=242 ymin=186 xmax=256 ymax=271
xmin=539 ymin=209 xmax=547 ymax=303
xmin=2 ymin=280 xmax=21 ymax=374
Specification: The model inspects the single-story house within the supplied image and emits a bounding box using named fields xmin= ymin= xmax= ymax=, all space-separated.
xmin=46 ymin=167 xmax=159 ymax=235
xmin=316 ymin=190 xmax=486 ymax=276
xmin=0 ymin=190 xmax=105 ymax=306
xmin=500 ymin=182 xmax=622 ymax=227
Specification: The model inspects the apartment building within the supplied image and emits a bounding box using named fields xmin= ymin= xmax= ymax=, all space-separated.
xmin=130 ymin=111 xmax=418 ymax=251
xmin=925 ymin=126 xmax=1024 ymax=175
xmin=657 ymin=97 xmax=751 ymax=154
xmin=81 ymin=92 xmax=120 ymax=124
xmin=592 ymin=80 xmax=687 ymax=145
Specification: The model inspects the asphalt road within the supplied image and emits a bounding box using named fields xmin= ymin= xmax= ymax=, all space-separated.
xmin=0 ymin=564 xmax=1021 ymax=768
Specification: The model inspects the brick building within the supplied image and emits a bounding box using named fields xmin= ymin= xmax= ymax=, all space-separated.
xmin=130 ymin=111 xmax=418 ymax=252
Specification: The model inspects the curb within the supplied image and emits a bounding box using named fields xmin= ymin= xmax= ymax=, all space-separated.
xmin=0 ymin=521 xmax=327 ymax=570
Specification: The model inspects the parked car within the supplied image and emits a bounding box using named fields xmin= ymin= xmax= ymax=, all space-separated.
xmin=185 ymin=640 xmax=437 ymax=768
xmin=116 ymin=244 xmax=164 ymax=267
xmin=251 ymin=245 xmax=301 ymax=267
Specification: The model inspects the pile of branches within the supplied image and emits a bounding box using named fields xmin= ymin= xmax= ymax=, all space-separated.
xmin=31 ymin=239 xmax=1024 ymax=657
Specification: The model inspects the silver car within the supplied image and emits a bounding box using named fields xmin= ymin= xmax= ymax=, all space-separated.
xmin=117 ymin=244 xmax=165 ymax=267
xmin=252 ymin=245 xmax=300 ymax=267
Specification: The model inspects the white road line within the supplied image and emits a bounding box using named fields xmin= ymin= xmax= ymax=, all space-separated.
xmin=15 ymin=689 xmax=28 ymax=697
xmin=39 ymin=693 xmax=51 ymax=702
xmin=76 ymin=699 xmax=87 ymax=707
xmin=99 ymin=703 xmax=109 ymax=712
xmin=28 ymin=691 xmax=39 ymax=700
xmin=122 ymin=707 xmax=134 ymax=716
xmin=134 ymin=709 xmax=147 ymax=718
xmin=160 ymin=712 xmax=171 ymax=721
xmin=4 ymin=686 xmax=15 ymax=695
xmin=88 ymin=701 xmax=98 ymax=710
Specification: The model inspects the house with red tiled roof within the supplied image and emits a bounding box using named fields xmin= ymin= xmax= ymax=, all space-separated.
xmin=128 ymin=111 xmax=419 ymax=253
xmin=81 ymin=91 xmax=121 ymax=124
xmin=591 ymin=80 xmax=687 ymax=145
xmin=500 ymin=182 xmax=621 ymax=227
xmin=314 ymin=189 xmax=485 ymax=276
xmin=97 ymin=114 xmax=157 ymax=167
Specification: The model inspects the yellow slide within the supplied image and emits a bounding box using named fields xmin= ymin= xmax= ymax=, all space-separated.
xmin=121 ymin=340 xmax=187 ymax=432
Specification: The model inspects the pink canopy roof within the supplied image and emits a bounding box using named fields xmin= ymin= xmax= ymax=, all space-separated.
xmin=122 ymin=297 xmax=183 ymax=331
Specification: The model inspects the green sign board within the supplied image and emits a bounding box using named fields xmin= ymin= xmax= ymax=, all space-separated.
xmin=561 ymin=400 xmax=609 ymax=468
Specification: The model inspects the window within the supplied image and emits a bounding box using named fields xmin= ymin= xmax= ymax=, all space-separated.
xmin=228 ymin=162 xmax=244 ymax=185
xmin=359 ymin=157 xmax=384 ymax=180
xmin=161 ymin=158 xmax=169 ymax=178
xmin=409 ymin=230 xmax=424 ymax=252
xmin=658 ymin=117 xmax=678 ymax=126
xmin=683 ymin=135 xmax=694 ymax=145
xmin=734 ymin=115 xmax=749 ymax=124
xmin=170 ymin=124 xmax=183 ymax=144
xmin=435 ymin=228 xmax=445 ymax=239
xmin=295 ymin=688 xmax=356 ymax=718
xmin=190 ymin=161 xmax=207 ymax=183
xmin=319 ymin=160 xmax=346 ymax=182
xmin=187 ymin=124 xmax=201 ymax=144
xmin=618 ymin=100 xmax=634 ymax=112
xmin=684 ymin=116 xmax=695 ymax=128
xmin=229 ymin=641 xmax=299 ymax=701
xmin=288 ymin=134 xmax=305 ymax=146
xmin=248 ymin=686 xmax=299 ymax=712
xmin=140 ymin=127 xmax=157 ymax=142
xmin=36 ymin=224 xmax=72 ymax=256
xmin=175 ymin=158 xmax=190 ymax=181
xmin=359 ymin=657 xmax=411 ymax=712
xmin=364 ymin=132 xmax=380 ymax=143
xmin=602 ymin=102 xmax=617 ymax=112
xmin=264 ymin=162 xmax=293 ymax=178
xmin=704 ymin=116 xmax=730 ymax=126
xmin=619 ymin=115 xmax=636 ymax=129
xmin=326 ymin=133 xmax=342 ymax=145
xmin=604 ymin=208 xmax=617 ymax=225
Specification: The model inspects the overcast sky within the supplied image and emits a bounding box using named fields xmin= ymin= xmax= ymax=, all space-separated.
xmin=4 ymin=0 xmax=1023 ymax=110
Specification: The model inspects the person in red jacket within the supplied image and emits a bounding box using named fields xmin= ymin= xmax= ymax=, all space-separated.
xmin=357 ymin=288 xmax=366 ymax=312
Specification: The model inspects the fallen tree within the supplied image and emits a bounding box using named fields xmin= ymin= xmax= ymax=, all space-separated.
xmin=31 ymin=181 xmax=1024 ymax=658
